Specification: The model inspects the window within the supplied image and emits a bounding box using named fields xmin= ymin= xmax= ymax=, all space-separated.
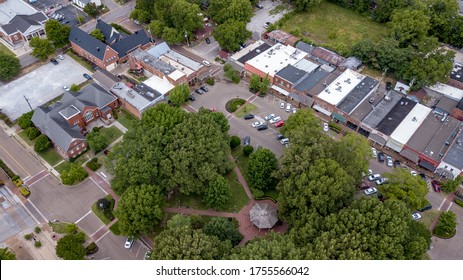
xmin=85 ymin=111 xmax=93 ymax=122
xmin=70 ymin=150 xmax=74 ymax=154
xmin=76 ymin=146 xmax=80 ymax=150
xmin=14 ymin=35 xmax=18 ymax=40
xmin=81 ymin=143 xmax=85 ymax=148
xmin=280 ymin=81 xmax=283 ymax=85
xmin=74 ymin=120 xmax=79 ymax=126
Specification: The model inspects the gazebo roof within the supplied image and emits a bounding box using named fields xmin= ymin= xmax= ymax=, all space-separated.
xmin=249 ymin=203 xmax=278 ymax=229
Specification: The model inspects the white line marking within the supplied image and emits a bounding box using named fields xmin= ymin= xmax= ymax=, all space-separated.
xmin=437 ymin=199 xmax=446 ymax=211
xmin=99 ymin=171 xmax=107 ymax=178
xmin=75 ymin=210 xmax=92 ymax=224
xmin=90 ymin=224 xmax=106 ymax=237
xmin=90 ymin=177 xmax=108 ymax=195
xmin=18 ymin=201 xmax=40 ymax=224
xmin=26 ymin=173 xmax=49 ymax=187
xmin=446 ymin=202 xmax=454 ymax=212
xmin=94 ymin=228 xmax=110 ymax=243
xmin=103 ymin=257 xmax=110 ymax=260
xmin=27 ymin=200 xmax=48 ymax=223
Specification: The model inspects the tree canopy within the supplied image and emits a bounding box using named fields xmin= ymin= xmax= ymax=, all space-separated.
xmin=56 ymin=232 xmax=86 ymax=260
xmin=0 ymin=53 xmax=20 ymax=81
xmin=0 ymin=247 xmax=16 ymax=260
xmin=208 ymin=0 xmax=253 ymax=24
xmin=247 ymin=148 xmax=278 ymax=192
xmin=169 ymin=84 xmax=190 ymax=106
xmin=29 ymin=37 xmax=55 ymax=60
xmin=203 ymin=175 xmax=231 ymax=209
xmin=202 ymin=217 xmax=243 ymax=246
xmin=115 ymin=184 xmax=165 ymax=237
xmin=388 ymin=8 xmax=430 ymax=46
xmin=45 ymin=19 xmax=71 ymax=48
xmin=440 ymin=175 xmax=462 ymax=193
xmin=86 ymin=130 xmax=108 ymax=154
xmin=89 ymin=28 xmax=105 ymax=42
xmin=34 ymin=135 xmax=51 ymax=152
xmin=213 ymin=21 xmax=251 ymax=52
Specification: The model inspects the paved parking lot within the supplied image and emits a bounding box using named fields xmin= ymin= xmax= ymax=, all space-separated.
xmin=52 ymin=5 xmax=90 ymax=26
xmin=93 ymin=233 xmax=149 ymax=260
xmin=192 ymin=35 xmax=220 ymax=62
xmin=0 ymin=54 xmax=88 ymax=120
xmin=28 ymin=0 xmax=67 ymax=12
xmin=247 ymin=0 xmax=290 ymax=35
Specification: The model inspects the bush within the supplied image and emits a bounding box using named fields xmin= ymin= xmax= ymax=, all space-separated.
xmin=14 ymin=178 xmax=23 ymax=187
xmin=454 ymin=198 xmax=463 ymax=208
xmin=34 ymin=241 xmax=42 ymax=248
xmin=92 ymin=127 xmax=100 ymax=133
xmin=20 ymin=187 xmax=30 ymax=197
xmin=223 ymin=64 xmax=232 ymax=72
xmin=34 ymin=135 xmax=51 ymax=152
xmin=329 ymin=122 xmax=341 ymax=133
xmin=11 ymin=175 xmax=19 ymax=181
xmin=17 ymin=111 xmax=34 ymax=129
xmin=206 ymin=77 xmax=215 ymax=86
xmin=34 ymin=226 xmax=42 ymax=234
xmin=85 ymin=242 xmax=99 ymax=255
xmin=86 ymin=158 xmax=101 ymax=171
xmin=243 ymin=145 xmax=254 ymax=156
xmin=434 ymin=211 xmax=457 ymax=237
xmin=0 ymin=160 xmax=16 ymax=178
xmin=24 ymin=233 xmax=33 ymax=240
xmin=230 ymin=136 xmax=241 ymax=149
xmin=61 ymin=163 xmax=88 ymax=185
xmin=25 ymin=127 xmax=41 ymax=140
xmin=112 ymin=110 xmax=118 ymax=119
xmin=225 ymin=98 xmax=246 ymax=113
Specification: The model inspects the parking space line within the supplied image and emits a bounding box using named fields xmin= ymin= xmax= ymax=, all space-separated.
xmin=26 ymin=200 xmax=48 ymax=223
xmin=90 ymin=177 xmax=108 ymax=195
xmin=94 ymin=228 xmax=110 ymax=243
xmin=446 ymin=202 xmax=454 ymax=212
xmin=438 ymin=198 xmax=446 ymax=211
xmin=75 ymin=210 xmax=92 ymax=224
xmin=135 ymin=243 xmax=142 ymax=258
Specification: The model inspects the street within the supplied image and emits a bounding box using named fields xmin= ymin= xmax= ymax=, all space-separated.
xmin=79 ymin=2 xmax=135 ymax=33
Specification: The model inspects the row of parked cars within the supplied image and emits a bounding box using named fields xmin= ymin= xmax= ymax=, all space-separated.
xmin=243 ymin=113 xmax=285 ymax=131
xmin=188 ymin=86 xmax=209 ymax=101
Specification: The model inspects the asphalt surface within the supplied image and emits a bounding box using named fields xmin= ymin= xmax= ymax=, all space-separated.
xmin=79 ymin=2 xmax=136 ymax=33
xmin=18 ymin=53 xmax=39 ymax=69
xmin=52 ymin=5 xmax=90 ymax=27
xmin=246 ymin=0 xmax=289 ymax=35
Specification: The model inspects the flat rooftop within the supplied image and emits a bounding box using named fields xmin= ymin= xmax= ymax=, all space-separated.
xmin=143 ymin=75 xmax=174 ymax=95
xmin=111 ymin=82 xmax=158 ymax=111
xmin=275 ymin=65 xmax=308 ymax=84
xmin=232 ymin=41 xmax=271 ymax=65
xmin=376 ymin=98 xmax=417 ymax=135
xmin=337 ymin=76 xmax=379 ymax=114
xmin=435 ymin=95 xmax=458 ymax=114
xmin=428 ymin=83 xmax=463 ymax=101
xmin=245 ymin=43 xmax=308 ymax=78
xmin=130 ymin=49 xmax=177 ymax=75
xmin=294 ymin=68 xmax=330 ymax=93
xmin=159 ymin=56 xmax=192 ymax=77
xmin=362 ymin=91 xmax=403 ymax=129
xmin=389 ymin=103 xmax=431 ymax=145
xmin=443 ymin=132 xmax=463 ymax=169
xmin=146 ymin=42 xmax=202 ymax=71
xmin=450 ymin=63 xmax=463 ymax=83
xmin=307 ymin=69 xmax=342 ymax=97
xmin=317 ymin=69 xmax=364 ymax=106
xmin=293 ymin=59 xmax=319 ymax=73
xmin=0 ymin=0 xmax=37 ymax=24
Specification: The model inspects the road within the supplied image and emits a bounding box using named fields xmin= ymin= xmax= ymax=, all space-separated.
xmin=79 ymin=1 xmax=136 ymax=33
xmin=18 ymin=53 xmax=38 ymax=69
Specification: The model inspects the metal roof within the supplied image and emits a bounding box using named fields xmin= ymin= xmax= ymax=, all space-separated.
xmin=293 ymin=68 xmax=330 ymax=93
xmin=337 ymin=76 xmax=378 ymax=114
xmin=70 ymin=26 xmax=108 ymax=60
xmin=388 ymin=103 xmax=432 ymax=147
xmin=275 ymin=65 xmax=308 ymax=84
xmin=362 ymin=91 xmax=402 ymax=129
xmin=236 ymin=42 xmax=271 ymax=64
xmin=310 ymin=47 xmax=345 ymax=66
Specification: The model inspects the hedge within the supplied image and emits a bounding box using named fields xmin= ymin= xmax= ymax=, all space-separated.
xmin=86 ymin=158 xmax=101 ymax=171
xmin=454 ymin=198 xmax=463 ymax=208
xmin=0 ymin=159 xmax=16 ymax=178
xmin=206 ymin=77 xmax=215 ymax=86
xmin=329 ymin=122 xmax=341 ymax=133
xmin=225 ymin=98 xmax=246 ymax=113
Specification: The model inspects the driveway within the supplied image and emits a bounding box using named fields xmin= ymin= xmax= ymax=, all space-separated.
xmin=247 ymin=0 xmax=290 ymax=35
xmin=52 ymin=5 xmax=90 ymax=27
xmin=192 ymin=35 xmax=220 ymax=63
xmin=93 ymin=233 xmax=149 ymax=260
xmin=0 ymin=54 xmax=87 ymax=120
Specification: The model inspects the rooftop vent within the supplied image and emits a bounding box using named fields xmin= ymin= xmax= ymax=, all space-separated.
xmin=400 ymin=101 xmax=404 ymax=105
xmin=144 ymin=58 xmax=149 ymax=63
xmin=412 ymin=117 xmax=417 ymax=122
xmin=97 ymin=47 xmax=100 ymax=51
xmin=256 ymin=49 xmax=261 ymax=53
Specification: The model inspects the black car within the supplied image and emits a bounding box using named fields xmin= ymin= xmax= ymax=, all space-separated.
xmin=195 ymin=89 xmax=204 ymax=95
xmin=243 ymin=114 xmax=254 ymax=120
xmin=205 ymin=37 xmax=210 ymax=44
xmin=393 ymin=160 xmax=401 ymax=168
xmin=240 ymin=43 xmax=246 ymax=49
xmin=378 ymin=152 xmax=385 ymax=163
xmin=83 ymin=73 xmax=92 ymax=80
xmin=188 ymin=95 xmax=195 ymax=101
xmin=386 ymin=81 xmax=392 ymax=91
xmin=418 ymin=204 xmax=432 ymax=212
xmin=200 ymin=86 xmax=208 ymax=92
xmin=50 ymin=58 xmax=58 ymax=65
xmin=276 ymin=134 xmax=285 ymax=140
xmin=256 ymin=3 xmax=263 ymax=9
xmin=243 ymin=136 xmax=251 ymax=146
xmin=419 ymin=173 xmax=427 ymax=181
xmin=257 ymin=124 xmax=268 ymax=131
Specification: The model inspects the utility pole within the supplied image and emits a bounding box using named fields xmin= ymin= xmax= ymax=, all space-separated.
xmin=23 ymin=95 xmax=33 ymax=111
xmin=184 ymin=31 xmax=189 ymax=48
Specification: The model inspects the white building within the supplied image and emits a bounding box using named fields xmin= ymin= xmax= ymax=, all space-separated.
xmin=317 ymin=68 xmax=365 ymax=106
xmin=72 ymin=0 xmax=101 ymax=9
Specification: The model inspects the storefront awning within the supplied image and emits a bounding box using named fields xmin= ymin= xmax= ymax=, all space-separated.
xmin=419 ymin=160 xmax=437 ymax=172
xmin=400 ymin=148 xmax=419 ymax=163
xmin=332 ymin=112 xmax=346 ymax=123
xmin=271 ymin=85 xmax=289 ymax=96
xmin=312 ymin=104 xmax=332 ymax=116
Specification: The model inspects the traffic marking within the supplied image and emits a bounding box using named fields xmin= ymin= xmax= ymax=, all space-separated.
xmin=437 ymin=198 xmax=446 ymax=211
xmin=75 ymin=210 xmax=92 ymax=224
xmin=0 ymin=144 xmax=31 ymax=176
xmin=94 ymin=229 xmax=110 ymax=243
xmin=90 ymin=176 xmax=108 ymax=195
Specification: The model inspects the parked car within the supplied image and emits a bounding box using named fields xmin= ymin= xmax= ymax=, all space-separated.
xmin=50 ymin=58 xmax=58 ymax=65
xmin=280 ymin=102 xmax=285 ymax=109
xmin=144 ymin=250 xmax=152 ymax=260
xmin=386 ymin=81 xmax=392 ymax=91
xmin=265 ymin=113 xmax=276 ymax=121
xmin=368 ymin=174 xmax=381 ymax=181
xmin=83 ymin=73 xmax=92 ymax=80
xmin=393 ymin=160 xmax=400 ymax=168
xmin=205 ymin=37 xmax=210 ymax=44
xmin=323 ymin=122 xmax=329 ymax=132
xmin=243 ymin=114 xmax=254 ymax=120
xmin=188 ymin=95 xmax=195 ymax=101
xmin=134 ymin=20 xmax=140 ymax=25
xmin=256 ymin=3 xmax=263 ymax=9
xmin=124 ymin=236 xmax=134 ymax=249
xmin=263 ymin=23 xmax=269 ymax=29
xmin=274 ymin=120 xmax=284 ymax=127
xmin=378 ymin=152 xmax=385 ymax=163
xmin=63 ymin=20 xmax=70 ymax=24
xmin=375 ymin=178 xmax=389 ymax=185
xmin=371 ymin=148 xmax=377 ymax=158
xmin=418 ymin=204 xmax=432 ymax=212
xmin=195 ymin=88 xmax=204 ymax=95
xmin=276 ymin=134 xmax=285 ymax=140
xmin=200 ymin=86 xmax=208 ymax=92
xmin=285 ymin=103 xmax=291 ymax=112
xmin=240 ymin=43 xmax=247 ymax=49
xmin=431 ymin=180 xmax=441 ymax=192
xmin=363 ymin=187 xmax=378 ymax=196
xmin=280 ymin=138 xmax=289 ymax=145
xmin=292 ymin=107 xmax=297 ymax=113
xmin=269 ymin=116 xmax=281 ymax=124
xmin=202 ymin=60 xmax=211 ymax=67
xmin=455 ymin=190 xmax=463 ymax=200
xmin=63 ymin=85 xmax=69 ymax=91
xmin=57 ymin=55 xmax=64 ymax=60
xmin=410 ymin=170 xmax=417 ymax=176
xmin=368 ymin=169 xmax=373 ymax=175
xmin=361 ymin=184 xmax=371 ymax=190
xmin=386 ymin=156 xmax=393 ymax=167
xmin=419 ymin=173 xmax=427 ymax=181
xmin=257 ymin=124 xmax=268 ymax=131
xmin=411 ymin=213 xmax=422 ymax=221
xmin=243 ymin=136 xmax=250 ymax=146
xmin=251 ymin=121 xmax=262 ymax=128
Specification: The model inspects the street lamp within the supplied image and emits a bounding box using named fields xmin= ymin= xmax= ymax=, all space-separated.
xmin=184 ymin=31 xmax=190 ymax=48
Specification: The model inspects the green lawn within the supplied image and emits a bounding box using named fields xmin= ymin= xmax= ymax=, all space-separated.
xmin=55 ymin=155 xmax=88 ymax=173
xmin=18 ymin=131 xmax=35 ymax=146
xmin=0 ymin=41 xmax=15 ymax=56
xmin=235 ymin=103 xmax=257 ymax=118
xmin=100 ymin=126 xmax=123 ymax=144
xmin=109 ymin=221 xmax=121 ymax=235
xmin=280 ymin=2 xmax=389 ymax=53
xmin=17 ymin=131 xmax=63 ymax=166
xmin=91 ymin=195 xmax=115 ymax=225
xmin=116 ymin=109 xmax=138 ymax=131
xmin=65 ymin=49 xmax=93 ymax=71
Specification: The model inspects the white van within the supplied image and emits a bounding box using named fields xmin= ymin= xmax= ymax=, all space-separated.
xmin=285 ymin=103 xmax=291 ymax=112
xmin=280 ymin=138 xmax=289 ymax=145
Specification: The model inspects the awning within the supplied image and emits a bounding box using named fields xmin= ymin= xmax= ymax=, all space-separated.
xmin=368 ymin=133 xmax=387 ymax=146
xmin=400 ymin=149 xmax=419 ymax=163
xmin=271 ymin=85 xmax=289 ymax=96
xmin=312 ymin=104 xmax=332 ymax=116
xmin=332 ymin=112 xmax=346 ymax=123
xmin=419 ymin=160 xmax=437 ymax=172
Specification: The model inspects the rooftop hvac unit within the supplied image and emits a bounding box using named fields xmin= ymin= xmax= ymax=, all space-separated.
xmin=412 ymin=117 xmax=417 ymax=122
xmin=384 ymin=95 xmax=391 ymax=101
xmin=336 ymin=86 xmax=342 ymax=91
xmin=325 ymin=89 xmax=330 ymax=93
xmin=256 ymin=49 xmax=261 ymax=53
xmin=146 ymin=92 xmax=155 ymax=98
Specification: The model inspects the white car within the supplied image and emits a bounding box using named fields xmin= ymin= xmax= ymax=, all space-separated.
xmin=368 ymin=169 xmax=373 ymax=175
xmin=375 ymin=178 xmax=389 ymax=185
xmin=292 ymin=107 xmax=297 ymax=113
xmin=263 ymin=23 xmax=269 ymax=29
xmin=269 ymin=116 xmax=281 ymax=124
xmin=411 ymin=213 xmax=422 ymax=221
xmin=285 ymin=104 xmax=291 ymax=112
xmin=363 ymin=187 xmax=377 ymax=196
xmin=265 ymin=113 xmax=276 ymax=121
xmin=124 ymin=236 xmax=134 ymax=249
xmin=280 ymin=102 xmax=285 ymax=109
xmin=386 ymin=156 xmax=393 ymax=167
xmin=280 ymin=138 xmax=289 ymax=145
xmin=251 ymin=121 xmax=262 ymax=128
xmin=368 ymin=174 xmax=381 ymax=181
xmin=57 ymin=54 xmax=64 ymax=60
xmin=202 ymin=60 xmax=211 ymax=67
xmin=323 ymin=122 xmax=329 ymax=132
xmin=63 ymin=85 xmax=69 ymax=91
xmin=410 ymin=170 xmax=417 ymax=176
xmin=371 ymin=148 xmax=377 ymax=158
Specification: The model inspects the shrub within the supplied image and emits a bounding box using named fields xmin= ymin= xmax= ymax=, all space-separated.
xmin=230 ymin=136 xmax=241 ymax=149
xmin=24 ymin=233 xmax=33 ymax=240
xmin=434 ymin=211 xmax=457 ymax=237
xmin=34 ymin=226 xmax=42 ymax=234
xmin=85 ymin=242 xmax=99 ymax=255
xmin=70 ymin=84 xmax=81 ymax=92
xmin=0 ymin=160 xmax=16 ymax=178
xmin=86 ymin=158 xmax=101 ymax=171
xmin=92 ymin=127 xmax=100 ymax=133
xmin=223 ymin=64 xmax=232 ymax=72
xmin=206 ymin=77 xmax=215 ymax=86
xmin=61 ymin=163 xmax=88 ymax=185
xmin=225 ymin=98 xmax=246 ymax=113
xmin=329 ymin=122 xmax=341 ymax=133
xmin=25 ymin=127 xmax=41 ymax=140
xmin=20 ymin=187 xmax=30 ymax=197
xmin=17 ymin=111 xmax=34 ymax=129
xmin=454 ymin=198 xmax=463 ymax=208
xmin=11 ymin=175 xmax=19 ymax=181
xmin=34 ymin=135 xmax=51 ymax=152
xmin=34 ymin=241 xmax=42 ymax=248
xmin=112 ymin=110 xmax=118 ymax=119
xmin=243 ymin=145 xmax=254 ymax=156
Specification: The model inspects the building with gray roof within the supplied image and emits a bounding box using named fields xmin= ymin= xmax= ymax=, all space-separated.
xmin=0 ymin=12 xmax=48 ymax=46
xmin=275 ymin=65 xmax=308 ymax=85
xmin=293 ymin=68 xmax=330 ymax=95
xmin=376 ymin=98 xmax=416 ymax=136
xmin=295 ymin=41 xmax=315 ymax=55
xmin=337 ymin=76 xmax=379 ymax=114
xmin=437 ymin=129 xmax=463 ymax=179
xmin=0 ymin=0 xmax=37 ymax=25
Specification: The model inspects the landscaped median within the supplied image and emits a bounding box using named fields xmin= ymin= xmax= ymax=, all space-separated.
xmin=91 ymin=195 xmax=116 ymax=225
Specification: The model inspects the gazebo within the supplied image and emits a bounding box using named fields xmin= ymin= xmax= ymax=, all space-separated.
xmin=249 ymin=203 xmax=278 ymax=229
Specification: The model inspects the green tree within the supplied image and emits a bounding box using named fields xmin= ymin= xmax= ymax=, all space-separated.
xmin=0 ymin=247 xmax=16 ymax=260
xmin=203 ymin=175 xmax=231 ymax=209
xmin=34 ymin=135 xmax=51 ymax=152
xmin=435 ymin=211 xmax=457 ymax=235
xmin=379 ymin=168 xmax=429 ymax=210
xmin=388 ymin=8 xmax=430 ymax=46
xmin=61 ymin=163 xmax=88 ymax=185
xmin=170 ymin=0 xmax=202 ymax=36
xmin=115 ymin=184 xmax=165 ymax=236
xmin=150 ymin=215 xmax=231 ymax=259
xmin=405 ymin=221 xmax=432 ymax=259
xmin=208 ymin=0 xmax=253 ymax=24
xmin=149 ymin=20 xmax=165 ymax=37
xmin=89 ymin=28 xmax=105 ymax=42
xmin=25 ymin=127 xmax=41 ymax=140
xmin=213 ymin=21 xmax=251 ymax=52
xmin=76 ymin=15 xmax=85 ymax=24
xmin=280 ymin=108 xmax=321 ymax=138
xmin=292 ymin=0 xmax=323 ymax=12
xmin=17 ymin=111 xmax=34 ymax=129
xmin=198 ymin=108 xmax=230 ymax=133
xmin=169 ymin=84 xmax=190 ymax=106
xmin=162 ymin=27 xmax=183 ymax=44
xmin=86 ymin=130 xmax=108 ymax=154
xmin=29 ymin=37 xmax=55 ymax=61
xmin=202 ymin=217 xmax=243 ymax=246
xmin=247 ymin=148 xmax=278 ymax=191
xmin=44 ymin=19 xmax=71 ymax=48
xmin=0 ymin=53 xmax=20 ymax=81
xmin=55 ymin=232 xmax=86 ymax=260
xmin=249 ymin=75 xmax=261 ymax=93
xmin=230 ymin=135 xmax=240 ymax=149
xmin=259 ymin=76 xmax=271 ymax=94
xmin=439 ymin=175 xmax=462 ymax=193
xmin=243 ymin=145 xmax=254 ymax=156
xmin=84 ymin=3 xmax=99 ymax=18
xmin=70 ymin=84 xmax=80 ymax=92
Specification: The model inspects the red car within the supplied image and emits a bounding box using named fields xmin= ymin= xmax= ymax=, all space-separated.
xmin=274 ymin=120 xmax=284 ymax=127
xmin=431 ymin=180 xmax=441 ymax=192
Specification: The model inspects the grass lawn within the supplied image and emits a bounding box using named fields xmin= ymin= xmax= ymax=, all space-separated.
xmin=231 ymin=146 xmax=250 ymax=182
xmin=420 ymin=209 xmax=440 ymax=229
xmin=100 ymin=126 xmax=123 ymax=144
xmin=65 ymin=49 xmax=93 ymax=71
xmin=280 ymin=2 xmax=389 ymax=52
xmin=235 ymin=103 xmax=258 ymax=118
xmin=116 ymin=109 xmax=138 ymax=131
xmin=109 ymin=221 xmax=121 ymax=235
xmin=18 ymin=131 xmax=35 ymax=146
xmin=91 ymin=195 xmax=115 ymax=225
xmin=38 ymin=149 xmax=62 ymax=167
xmin=55 ymin=154 xmax=88 ymax=173
xmin=0 ymin=41 xmax=15 ymax=56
